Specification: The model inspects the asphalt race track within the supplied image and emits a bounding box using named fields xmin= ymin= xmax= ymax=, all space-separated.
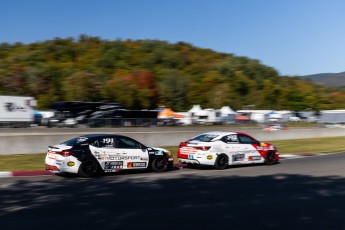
xmin=1 ymin=152 xmax=345 ymax=230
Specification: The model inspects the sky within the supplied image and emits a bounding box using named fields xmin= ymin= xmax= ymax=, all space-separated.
xmin=1 ymin=0 xmax=345 ymax=76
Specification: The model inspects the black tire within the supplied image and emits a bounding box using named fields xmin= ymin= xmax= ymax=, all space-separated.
xmin=214 ymin=154 xmax=229 ymax=170
xmin=152 ymin=156 xmax=168 ymax=173
xmin=265 ymin=151 xmax=276 ymax=165
xmin=78 ymin=159 xmax=99 ymax=177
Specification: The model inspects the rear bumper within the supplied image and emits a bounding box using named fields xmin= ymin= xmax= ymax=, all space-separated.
xmin=45 ymin=155 xmax=80 ymax=174
xmin=178 ymin=158 xmax=200 ymax=165
xmin=45 ymin=163 xmax=60 ymax=172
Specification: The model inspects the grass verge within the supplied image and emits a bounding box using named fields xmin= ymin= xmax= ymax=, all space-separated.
xmin=0 ymin=136 xmax=344 ymax=171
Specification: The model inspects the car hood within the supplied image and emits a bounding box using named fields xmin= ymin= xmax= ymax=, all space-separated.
xmin=151 ymin=147 xmax=169 ymax=152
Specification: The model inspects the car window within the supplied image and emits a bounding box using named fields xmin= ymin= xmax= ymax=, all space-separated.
xmin=221 ymin=134 xmax=239 ymax=143
xmin=191 ymin=134 xmax=219 ymax=142
xmin=90 ymin=137 xmax=116 ymax=148
xmin=116 ymin=137 xmax=140 ymax=149
xmin=238 ymin=134 xmax=258 ymax=144
xmin=62 ymin=136 xmax=89 ymax=146
xmin=90 ymin=139 xmax=101 ymax=148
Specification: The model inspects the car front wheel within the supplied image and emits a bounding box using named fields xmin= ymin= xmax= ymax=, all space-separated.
xmin=152 ymin=156 xmax=168 ymax=172
xmin=265 ymin=151 xmax=276 ymax=165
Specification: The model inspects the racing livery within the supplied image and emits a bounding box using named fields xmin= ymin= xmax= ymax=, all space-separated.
xmin=177 ymin=131 xmax=279 ymax=169
xmin=45 ymin=134 xmax=174 ymax=177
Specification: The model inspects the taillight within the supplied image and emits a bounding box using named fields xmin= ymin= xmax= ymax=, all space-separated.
xmin=195 ymin=146 xmax=211 ymax=151
xmin=46 ymin=164 xmax=60 ymax=171
xmin=56 ymin=150 xmax=73 ymax=157
xmin=178 ymin=142 xmax=187 ymax=157
xmin=179 ymin=142 xmax=188 ymax=148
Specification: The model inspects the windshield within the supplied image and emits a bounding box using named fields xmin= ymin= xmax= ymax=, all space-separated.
xmin=190 ymin=134 xmax=219 ymax=142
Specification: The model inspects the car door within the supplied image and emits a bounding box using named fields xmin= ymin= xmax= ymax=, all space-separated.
xmin=115 ymin=136 xmax=149 ymax=169
xmin=221 ymin=134 xmax=246 ymax=164
xmin=89 ymin=136 xmax=125 ymax=172
xmin=236 ymin=133 xmax=263 ymax=163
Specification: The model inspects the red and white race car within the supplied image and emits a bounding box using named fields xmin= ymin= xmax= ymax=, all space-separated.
xmin=177 ymin=131 xmax=279 ymax=169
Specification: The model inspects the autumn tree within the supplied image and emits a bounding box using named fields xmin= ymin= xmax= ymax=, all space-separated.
xmin=63 ymin=71 xmax=102 ymax=101
xmin=158 ymin=69 xmax=190 ymax=111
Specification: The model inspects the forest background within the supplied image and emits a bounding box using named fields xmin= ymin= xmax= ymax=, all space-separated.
xmin=0 ymin=35 xmax=344 ymax=112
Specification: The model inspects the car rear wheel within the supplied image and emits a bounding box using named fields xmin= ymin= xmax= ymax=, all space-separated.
xmin=265 ymin=151 xmax=276 ymax=165
xmin=214 ymin=154 xmax=229 ymax=170
xmin=152 ymin=156 xmax=168 ymax=172
xmin=78 ymin=159 xmax=99 ymax=177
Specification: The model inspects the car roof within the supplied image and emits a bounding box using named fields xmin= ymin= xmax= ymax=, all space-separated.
xmin=200 ymin=131 xmax=238 ymax=135
xmin=75 ymin=134 xmax=130 ymax=139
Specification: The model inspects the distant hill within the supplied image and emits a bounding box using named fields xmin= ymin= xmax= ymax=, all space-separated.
xmin=1 ymin=36 xmax=345 ymax=111
xmin=300 ymin=72 xmax=345 ymax=87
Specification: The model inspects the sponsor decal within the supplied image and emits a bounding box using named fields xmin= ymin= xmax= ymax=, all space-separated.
xmin=155 ymin=150 xmax=163 ymax=155
xmin=235 ymin=150 xmax=258 ymax=155
xmin=104 ymin=161 xmax=123 ymax=169
xmin=233 ymin=154 xmax=245 ymax=161
xmin=248 ymin=156 xmax=261 ymax=161
xmin=67 ymin=161 xmax=75 ymax=166
xmin=47 ymin=152 xmax=56 ymax=159
xmin=180 ymin=147 xmax=197 ymax=155
xmin=95 ymin=152 xmax=107 ymax=160
xmin=225 ymin=134 xmax=238 ymax=143
xmin=148 ymin=148 xmax=155 ymax=154
xmin=127 ymin=162 xmax=147 ymax=168
xmin=56 ymin=159 xmax=64 ymax=165
xmin=77 ymin=137 xmax=88 ymax=143
xmin=104 ymin=170 xmax=120 ymax=173
xmin=257 ymin=143 xmax=274 ymax=151
xmin=207 ymin=155 xmax=213 ymax=160
xmin=133 ymin=162 xmax=147 ymax=167
xmin=188 ymin=154 xmax=195 ymax=160
xmin=102 ymin=156 xmax=141 ymax=161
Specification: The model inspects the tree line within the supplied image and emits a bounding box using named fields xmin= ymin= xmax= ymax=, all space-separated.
xmin=0 ymin=35 xmax=344 ymax=111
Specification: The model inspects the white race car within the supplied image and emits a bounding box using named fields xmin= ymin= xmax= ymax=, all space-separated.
xmin=45 ymin=134 xmax=174 ymax=177
xmin=177 ymin=131 xmax=279 ymax=169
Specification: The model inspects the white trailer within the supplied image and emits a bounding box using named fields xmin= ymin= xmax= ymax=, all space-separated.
xmin=0 ymin=95 xmax=37 ymax=127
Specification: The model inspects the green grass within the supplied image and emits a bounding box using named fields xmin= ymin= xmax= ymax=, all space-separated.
xmin=268 ymin=136 xmax=345 ymax=154
xmin=0 ymin=153 xmax=47 ymax=171
xmin=0 ymin=136 xmax=344 ymax=171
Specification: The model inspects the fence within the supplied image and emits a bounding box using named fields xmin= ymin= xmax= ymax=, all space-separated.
xmin=78 ymin=118 xmax=158 ymax=128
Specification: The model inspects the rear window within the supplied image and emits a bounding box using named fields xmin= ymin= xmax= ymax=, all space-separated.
xmin=190 ymin=134 xmax=219 ymax=142
xmin=62 ymin=136 xmax=89 ymax=146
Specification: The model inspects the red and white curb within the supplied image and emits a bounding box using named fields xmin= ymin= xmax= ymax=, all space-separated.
xmin=279 ymin=154 xmax=305 ymax=159
xmin=0 ymin=170 xmax=53 ymax=178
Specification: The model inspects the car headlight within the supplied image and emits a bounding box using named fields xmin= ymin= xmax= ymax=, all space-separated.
xmin=165 ymin=152 xmax=173 ymax=157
